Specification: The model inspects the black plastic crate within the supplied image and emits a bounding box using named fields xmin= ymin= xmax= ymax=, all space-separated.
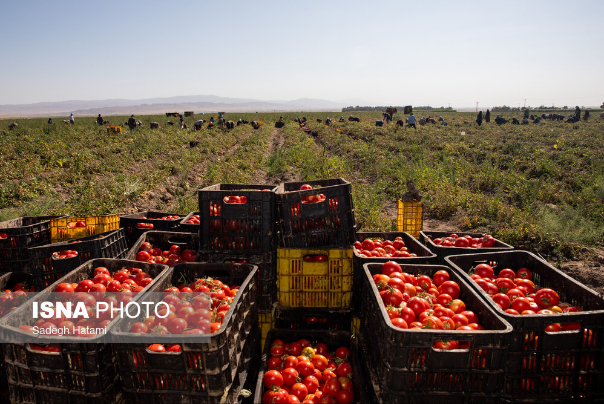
xmin=198 ymin=251 xmax=277 ymax=311
xmin=198 ymin=183 xmax=277 ymax=254
xmin=446 ymin=251 xmax=604 ymax=402
xmin=352 ymin=231 xmax=437 ymax=314
xmin=274 ymin=306 xmax=353 ymax=331
xmin=359 ymin=262 xmax=512 ymax=402
xmin=125 ymin=230 xmax=199 ymax=262
xmin=120 ymin=211 xmax=185 ymax=247
xmin=253 ymin=329 xmax=373 ymax=404
xmin=419 ymin=231 xmax=514 ymax=264
xmin=0 ymin=215 xmax=64 ymax=273
xmin=179 ymin=211 xmax=200 ymax=233
xmin=27 ymin=229 xmax=129 ymax=290
xmin=235 ymin=324 xmax=262 ymax=404
xmin=276 ymin=178 xmax=356 ymax=248
xmin=110 ymin=262 xmax=258 ymax=403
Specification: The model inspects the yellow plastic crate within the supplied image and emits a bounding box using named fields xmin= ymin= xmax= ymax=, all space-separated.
xmin=107 ymin=126 xmax=123 ymax=134
xmin=397 ymin=200 xmax=423 ymax=239
xmin=50 ymin=214 xmax=122 ymax=243
xmin=259 ymin=311 xmax=274 ymax=349
xmin=351 ymin=315 xmax=360 ymax=346
xmin=277 ymin=247 xmax=353 ymax=308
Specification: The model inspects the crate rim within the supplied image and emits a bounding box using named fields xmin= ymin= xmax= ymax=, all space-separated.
xmin=197 ymin=183 xmax=279 ymax=193
xmin=354 ymin=231 xmax=437 ymax=260
xmin=276 ymin=178 xmax=350 ymax=196
xmin=444 ymin=250 xmax=604 ymax=320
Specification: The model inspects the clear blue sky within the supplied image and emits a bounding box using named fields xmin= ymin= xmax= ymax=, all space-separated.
xmin=1 ymin=0 xmax=602 ymax=109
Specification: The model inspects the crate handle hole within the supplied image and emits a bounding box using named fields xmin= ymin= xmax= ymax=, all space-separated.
xmin=431 ymin=340 xmax=471 ymax=351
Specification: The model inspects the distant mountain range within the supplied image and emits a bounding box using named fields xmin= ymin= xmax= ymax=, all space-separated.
xmin=0 ymin=95 xmax=357 ymax=117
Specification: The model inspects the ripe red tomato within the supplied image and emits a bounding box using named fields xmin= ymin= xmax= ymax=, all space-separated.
xmin=264 ymin=369 xmax=284 ymax=389
xmin=534 ymin=288 xmax=560 ymax=309
xmin=438 ymin=281 xmax=460 ymax=299
xmin=381 ymin=261 xmax=402 ymax=276
xmin=130 ymin=322 xmax=149 ymax=333
xmin=148 ymin=344 xmax=165 ymax=352
xmin=474 ymin=263 xmax=495 ymax=278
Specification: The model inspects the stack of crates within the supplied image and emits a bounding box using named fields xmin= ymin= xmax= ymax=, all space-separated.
xmin=274 ymin=179 xmax=356 ymax=336
xmin=197 ymin=183 xmax=278 ymax=347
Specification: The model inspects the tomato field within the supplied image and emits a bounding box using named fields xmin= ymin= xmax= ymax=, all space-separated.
xmin=1 ymin=110 xmax=603 ymax=295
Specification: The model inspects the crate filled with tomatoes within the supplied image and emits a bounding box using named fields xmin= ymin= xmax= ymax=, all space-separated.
xmin=358 ymin=261 xmax=512 ymax=403
xmin=0 ymin=215 xmax=65 ymax=273
xmin=419 ymin=231 xmax=514 ymax=264
xmin=179 ymin=211 xmax=200 ymax=233
xmin=120 ymin=211 xmax=185 ymax=247
xmin=50 ymin=214 xmax=121 ymax=243
xmin=110 ymin=262 xmax=259 ymax=403
xmin=353 ymin=231 xmax=437 ymax=313
xmin=253 ymin=329 xmax=371 ymax=404
xmin=276 ymin=179 xmax=356 ymax=249
xmin=198 ymin=183 xmax=277 ymax=254
xmin=125 ymin=230 xmax=199 ymax=265
xmin=277 ymin=247 xmax=353 ymax=308
xmin=27 ymin=229 xmax=129 ymax=290
xmin=0 ymin=258 xmax=169 ymax=404
xmin=446 ymin=251 xmax=604 ymax=402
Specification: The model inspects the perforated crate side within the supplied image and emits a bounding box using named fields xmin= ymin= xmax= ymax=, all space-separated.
xmin=198 ymin=184 xmax=277 ymax=254
xmin=397 ymin=200 xmax=424 ymax=239
xmin=276 ymin=178 xmax=356 ymax=249
xmin=50 ymin=214 xmax=121 ymax=243
xmin=27 ymin=229 xmax=129 ymax=290
xmin=276 ymin=247 xmax=353 ymax=308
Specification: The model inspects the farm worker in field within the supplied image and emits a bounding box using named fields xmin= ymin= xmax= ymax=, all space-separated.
xmin=407 ymin=112 xmax=417 ymax=129
xmin=485 ymin=109 xmax=491 ymax=123
xmin=575 ymin=106 xmax=581 ymax=120
xmin=495 ymin=115 xmax=507 ymax=125
xmin=179 ymin=115 xmax=184 ymax=128
xmin=97 ymin=114 xmax=104 ymax=125
xmin=600 ymin=111 xmax=604 ymax=119
xmin=522 ymin=117 xmax=529 ymax=124
xmin=127 ymin=115 xmax=137 ymax=131
xmin=69 ymin=113 xmax=74 ymax=124
xmin=583 ymin=110 xmax=590 ymax=121
xmin=476 ymin=111 xmax=483 ymax=126
xmin=523 ymin=109 xmax=529 ymax=119
xmin=278 ymin=116 xmax=284 ymax=123
xmin=47 ymin=118 xmax=52 ymax=124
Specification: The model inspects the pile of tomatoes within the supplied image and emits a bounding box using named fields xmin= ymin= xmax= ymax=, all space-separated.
xmin=372 ymin=261 xmax=485 ymax=349
xmin=146 ymin=343 xmax=181 ymax=352
xmin=262 ymin=339 xmax=355 ymax=403
xmin=354 ymin=237 xmax=418 ymax=258
xmin=469 ymin=263 xmax=582 ymax=331
xmin=0 ymin=282 xmax=33 ymax=318
xmin=223 ymin=195 xmax=248 ymax=204
xmin=135 ymin=242 xmax=197 ymax=266
xmin=19 ymin=265 xmax=156 ymax=338
xmin=129 ymin=277 xmax=239 ymax=336
xmin=52 ymin=250 xmax=79 ymax=260
xmin=185 ymin=214 xmax=200 ymax=225
xmin=430 ymin=233 xmax=498 ymax=248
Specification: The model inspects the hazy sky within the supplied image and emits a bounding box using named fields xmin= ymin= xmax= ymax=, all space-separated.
xmin=2 ymin=0 xmax=602 ymax=109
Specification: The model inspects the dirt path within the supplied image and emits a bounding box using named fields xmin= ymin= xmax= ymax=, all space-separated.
xmin=129 ymin=127 xmax=257 ymax=212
